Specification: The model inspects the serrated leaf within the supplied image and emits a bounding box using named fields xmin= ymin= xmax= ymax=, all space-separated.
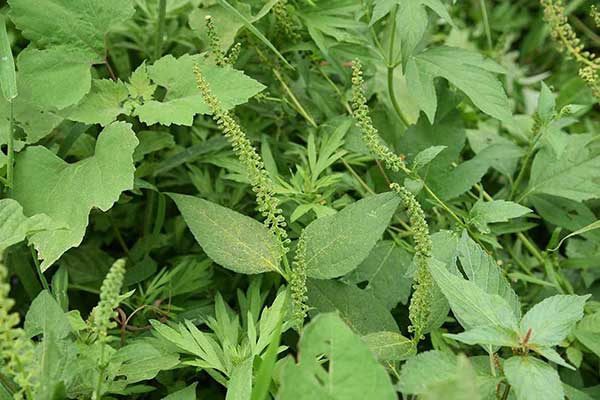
xmin=127 ymin=63 xmax=156 ymax=100
xmin=168 ymin=193 xmax=282 ymax=275
xmin=0 ymin=198 xmax=54 ymax=252
xmin=362 ymin=331 xmax=415 ymax=362
xmin=303 ymin=192 xmax=400 ymax=279
xmin=412 ymin=145 xmax=447 ymax=170
xmin=445 ymin=326 xmax=519 ymax=348
xmin=134 ymin=54 xmax=265 ymax=126
xmin=407 ymin=46 xmax=511 ymax=122
xmin=504 ymin=356 xmax=564 ymax=400
xmin=470 ymin=199 xmax=532 ymax=233
xmin=535 ymin=346 xmax=574 ymax=370
xmin=456 ymin=232 xmax=521 ymax=319
xmin=307 ymin=279 xmax=399 ymax=335
xmin=342 ymin=241 xmax=412 ymax=309
xmin=11 ymin=121 xmax=138 ymax=271
xmin=429 ymin=259 xmax=519 ymax=332
xmin=278 ymin=313 xmax=396 ymax=400
xmin=64 ymin=79 xmax=129 ymax=126
xmin=574 ymin=312 xmax=600 ymax=358
xmin=9 ymin=0 xmax=135 ymax=64
xmin=519 ymin=294 xmax=590 ymax=347
xmin=526 ymin=134 xmax=600 ymax=202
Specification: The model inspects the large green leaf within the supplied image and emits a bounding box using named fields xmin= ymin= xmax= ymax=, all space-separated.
xmin=429 ymin=259 xmax=519 ymax=332
xmin=397 ymin=350 xmax=457 ymax=395
xmin=9 ymin=0 xmax=135 ymax=64
xmin=445 ymin=325 xmax=520 ymax=348
xmin=519 ymin=294 xmax=590 ymax=347
xmin=525 ymin=134 xmax=600 ymax=202
xmin=399 ymin=352 xmax=484 ymax=399
xmin=24 ymin=289 xmax=71 ymax=339
xmin=168 ymin=194 xmax=282 ymax=275
xmin=16 ymin=47 xmax=91 ymax=110
xmin=112 ymin=339 xmax=180 ymax=385
xmin=406 ymin=46 xmax=511 ymax=122
xmin=134 ymin=54 xmax=265 ymax=126
xmin=469 ymin=199 xmax=532 ymax=234
xmin=0 ymin=93 xmax=62 ymax=145
xmin=11 ymin=121 xmax=138 ymax=271
xmin=303 ymin=192 xmax=400 ymax=279
xmin=278 ymin=313 xmax=396 ymax=400
xmin=8 ymin=0 xmax=134 ymax=112
xmin=456 ymin=232 xmax=521 ymax=320
xmin=64 ymin=79 xmax=130 ymax=126
xmin=574 ymin=312 xmax=600 ymax=358
xmin=504 ymin=356 xmax=564 ymax=400
xmin=362 ymin=331 xmax=415 ymax=362
xmin=342 ymin=240 xmax=412 ymax=309
xmin=0 ymin=198 xmax=53 ymax=252
xmin=307 ymin=279 xmax=399 ymax=335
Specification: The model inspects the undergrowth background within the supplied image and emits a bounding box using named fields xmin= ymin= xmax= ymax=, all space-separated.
xmin=0 ymin=0 xmax=600 ymax=399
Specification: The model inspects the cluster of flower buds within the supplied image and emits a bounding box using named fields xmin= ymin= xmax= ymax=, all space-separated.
xmin=194 ymin=66 xmax=290 ymax=254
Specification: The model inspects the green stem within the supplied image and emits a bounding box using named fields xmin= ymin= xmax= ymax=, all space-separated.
xmin=510 ymin=146 xmax=535 ymax=201
xmin=93 ymin=343 xmax=106 ymax=400
xmin=272 ymin=69 xmax=318 ymax=128
xmin=479 ymin=0 xmax=493 ymax=51
xmin=30 ymin=246 xmax=49 ymax=292
xmin=109 ymin=214 xmax=130 ymax=256
xmin=386 ymin=5 xmax=410 ymax=127
xmin=6 ymin=101 xmax=14 ymax=190
xmin=154 ymin=0 xmax=167 ymax=61
xmin=422 ymin=182 xmax=464 ymax=227
xmin=517 ymin=232 xmax=545 ymax=265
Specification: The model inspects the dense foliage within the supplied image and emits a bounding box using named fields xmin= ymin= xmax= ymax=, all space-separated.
xmin=0 ymin=0 xmax=599 ymax=399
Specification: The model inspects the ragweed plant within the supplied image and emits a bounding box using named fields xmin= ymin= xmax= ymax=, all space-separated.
xmin=390 ymin=184 xmax=433 ymax=342
xmin=289 ymin=231 xmax=308 ymax=330
xmin=351 ymin=60 xmax=407 ymax=172
xmin=204 ymin=15 xmax=241 ymax=66
xmin=592 ymin=5 xmax=600 ymax=28
xmin=351 ymin=60 xmax=434 ymax=343
xmin=88 ymin=258 xmax=127 ymax=340
xmin=0 ymin=263 xmax=37 ymax=400
xmin=87 ymin=258 xmax=126 ymax=400
xmin=272 ymin=0 xmax=301 ymax=41
xmin=541 ymin=0 xmax=600 ymax=100
xmin=194 ymin=65 xmax=290 ymax=253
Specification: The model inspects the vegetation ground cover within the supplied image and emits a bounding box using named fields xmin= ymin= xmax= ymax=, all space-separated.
xmin=0 ymin=0 xmax=600 ymax=399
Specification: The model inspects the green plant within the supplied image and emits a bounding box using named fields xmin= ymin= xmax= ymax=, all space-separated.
xmin=1 ymin=0 xmax=600 ymax=399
